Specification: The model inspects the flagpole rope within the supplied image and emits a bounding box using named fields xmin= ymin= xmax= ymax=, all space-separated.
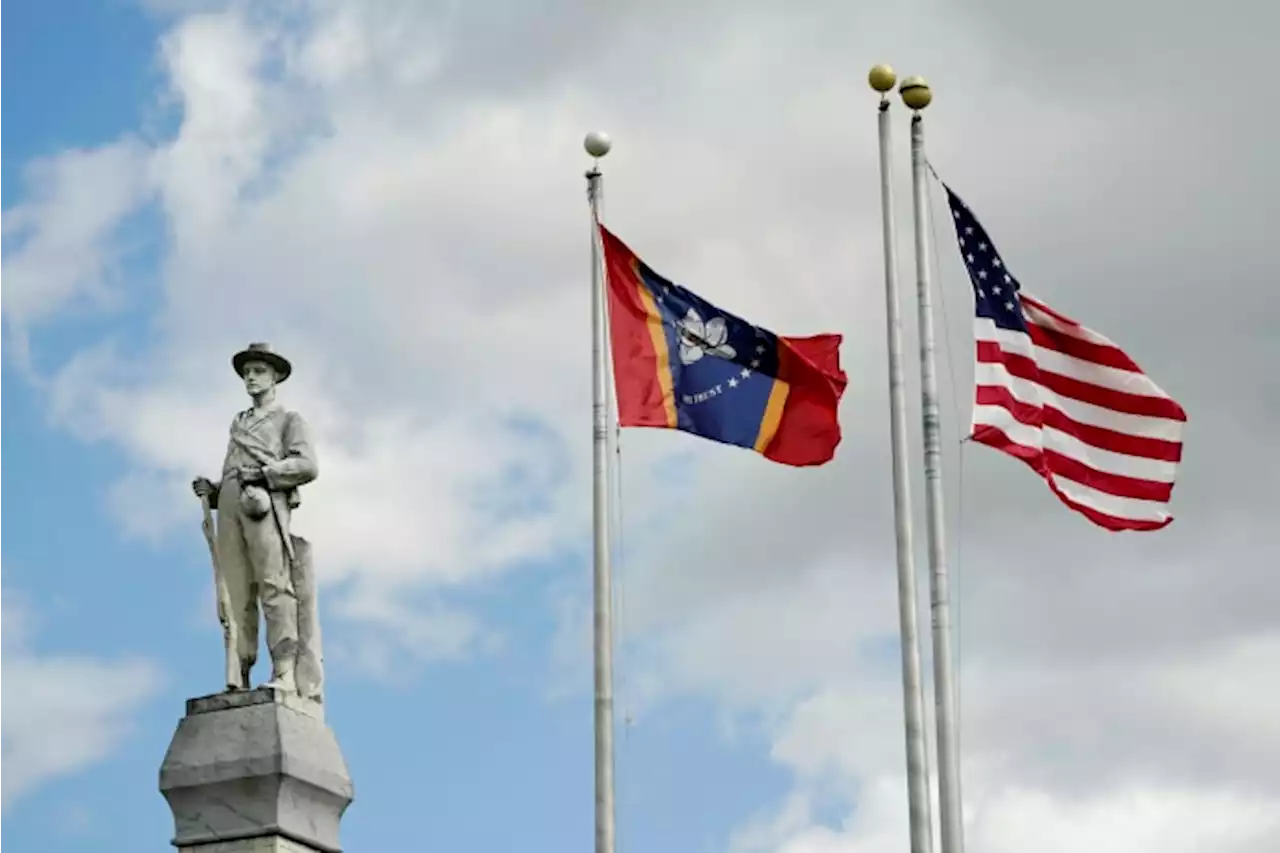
xmin=610 ymin=421 xmax=633 ymax=853
xmin=924 ymin=159 xmax=968 ymax=762
xmin=600 ymin=173 xmax=633 ymax=853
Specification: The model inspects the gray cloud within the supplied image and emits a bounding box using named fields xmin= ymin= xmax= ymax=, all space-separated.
xmin=6 ymin=0 xmax=1279 ymax=845
xmin=587 ymin=0 xmax=1280 ymax=842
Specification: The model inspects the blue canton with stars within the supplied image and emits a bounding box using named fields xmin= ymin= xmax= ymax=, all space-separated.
xmin=942 ymin=185 xmax=1029 ymax=333
xmin=634 ymin=263 xmax=785 ymax=450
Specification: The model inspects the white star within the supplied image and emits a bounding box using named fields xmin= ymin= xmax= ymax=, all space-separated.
xmin=1005 ymin=301 xmax=1014 ymax=311
xmin=740 ymin=368 xmax=752 ymax=378
xmin=992 ymin=285 xmax=1002 ymax=295
xmin=953 ymin=210 xmax=960 ymax=219
xmin=977 ymin=269 xmax=988 ymax=279
xmin=728 ymin=377 xmax=739 ymax=388
xmin=992 ymin=257 xmax=1002 ymax=268
xmin=977 ymin=288 xmax=985 ymax=299
xmin=978 ymin=242 xmax=987 ymax=251
xmin=965 ymin=226 xmax=974 ymax=235
xmin=958 ymin=237 xmax=965 ymax=247
xmin=750 ymin=358 xmax=760 ymax=369
xmin=966 ymin=253 xmax=975 ymax=263
xmin=756 ymin=344 xmax=765 ymax=354
xmin=1003 ymin=273 xmax=1012 ymax=283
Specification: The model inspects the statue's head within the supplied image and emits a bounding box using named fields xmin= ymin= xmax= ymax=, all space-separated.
xmin=232 ymin=342 xmax=292 ymax=398
xmin=240 ymin=359 xmax=279 ymax=396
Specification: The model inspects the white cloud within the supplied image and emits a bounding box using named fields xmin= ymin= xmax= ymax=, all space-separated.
xmin=731 ymin=779 xmax=1280 ymax=853
xmin=967 ymin=786 xmax=1280 ymax=853
xmin=8 ymin=0 xmax=713 ymax=666
xmin=2 ymin=139 xmax=153 ymax=330
xmin=6 ymin=0 xmax=1279 ymax=848
xmin=0 ymin=595 xmax=162 ymax=809
xmin=153 ymin=8 xmax=275 ymax=249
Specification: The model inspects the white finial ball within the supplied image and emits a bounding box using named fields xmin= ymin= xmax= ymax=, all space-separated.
xmin=584 ymin=131 xmax=612 ymax=158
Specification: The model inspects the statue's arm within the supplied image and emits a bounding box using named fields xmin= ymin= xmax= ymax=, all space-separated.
xmin=263 ymin=412 xmax=318 ymax=490
xmin=198 ymin=431 xmax=237 ymax=507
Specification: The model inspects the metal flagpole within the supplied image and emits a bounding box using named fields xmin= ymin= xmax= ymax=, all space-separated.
xmin=868 ymin=64 xmax=935 ymax=853
xmin=584 ymin=130 xmax=617 ymax=853
xmin=900 ymin=76 xmax=965 ymax=853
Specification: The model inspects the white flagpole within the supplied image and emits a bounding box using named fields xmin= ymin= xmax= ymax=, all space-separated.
xmin=584 ymin=131 xmax=617 ymax=853
xmin=900 ymin=77 xmax=965 ymax=853
xmin=869 ymin=65 xmax=936 ymax=853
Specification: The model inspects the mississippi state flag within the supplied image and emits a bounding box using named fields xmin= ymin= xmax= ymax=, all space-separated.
xmin=600 ymin=225 xmax=847 ymax=466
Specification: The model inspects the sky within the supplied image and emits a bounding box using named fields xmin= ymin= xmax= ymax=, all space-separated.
xmin=3 ymin=0 xmax=1279 ymax=851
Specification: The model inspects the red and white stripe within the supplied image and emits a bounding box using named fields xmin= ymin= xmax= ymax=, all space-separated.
xmin=971 ymin=294 xmax=1187 ymax=531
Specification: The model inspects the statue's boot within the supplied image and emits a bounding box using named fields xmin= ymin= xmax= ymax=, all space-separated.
xmin=265 ymin=672 xmax=297 ymax=693
xmin=264 ymin=652 xmax=297 ymax=694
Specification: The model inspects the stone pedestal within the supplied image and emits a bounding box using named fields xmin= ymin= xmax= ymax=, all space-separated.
xmin=160 ymin=688 xmax=354 ymax=853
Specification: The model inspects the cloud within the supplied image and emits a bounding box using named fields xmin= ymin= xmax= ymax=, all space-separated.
xmin=10 ymin=0 xmax=770 ymax=665
xmin=596 ymin=0 xmax=1280 ymax=846
xmin=6 ymin=0 xmax=1279 ymax=848
xmin=1 ymin=594 xmax=162 ymax=809
xmin=2 ymin=139 xmax=154 ymax=332
xmin=731 ymin=779 xmax=1280 ymax=853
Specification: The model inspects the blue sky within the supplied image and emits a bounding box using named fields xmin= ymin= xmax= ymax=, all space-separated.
xmin=5 ymin=2 xmax=1280 ymax=853
xmin=1 ymin=4 xmax=790 ymax=851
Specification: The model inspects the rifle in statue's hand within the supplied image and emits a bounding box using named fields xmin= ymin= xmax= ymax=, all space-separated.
xmin=194 ymin=478 xmax=242 ymax=691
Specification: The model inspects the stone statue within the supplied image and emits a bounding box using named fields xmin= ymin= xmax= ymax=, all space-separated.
xmin=192 ymin=343 xmax=324 ymax=703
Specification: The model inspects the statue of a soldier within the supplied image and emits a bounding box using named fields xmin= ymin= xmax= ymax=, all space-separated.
xmin=192 ymin=343 xmax=324 ymax=703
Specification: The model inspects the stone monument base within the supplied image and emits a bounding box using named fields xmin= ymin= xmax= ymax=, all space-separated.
xmin=160 ymin=688 xmax=353 ymax=853
xmin=172 ymin=838 xmax=326 ymax=853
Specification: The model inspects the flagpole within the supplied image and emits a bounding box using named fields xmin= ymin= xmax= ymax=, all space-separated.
xmin=584 ymin=130 xmax=617 ymax=853
xmin=900 ymin=77 xmax=965 ymax=853
xmin=869 ymin=64 xmax=935 ymax=853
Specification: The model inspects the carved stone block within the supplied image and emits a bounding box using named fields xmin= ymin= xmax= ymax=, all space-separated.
xmin=160 ymin=688 xmax=353 ymax=853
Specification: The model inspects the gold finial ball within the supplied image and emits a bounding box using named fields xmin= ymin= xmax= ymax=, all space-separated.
xmin=899 ymin=75 xmax=932 ymax=110
xmin=868 ymin=64 xmax=896 ymax=93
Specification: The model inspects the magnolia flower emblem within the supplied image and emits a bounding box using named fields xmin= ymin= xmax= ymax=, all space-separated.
xmin=677 ymin=307 xmax=737 ymax=366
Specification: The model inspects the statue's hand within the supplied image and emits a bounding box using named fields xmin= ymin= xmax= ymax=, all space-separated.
xmin=192 ymin=477 xmax=217 ymax=499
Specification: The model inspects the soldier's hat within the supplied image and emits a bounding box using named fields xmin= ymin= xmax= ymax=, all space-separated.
xmin=232 ymin=342 xmax=293 ymax=383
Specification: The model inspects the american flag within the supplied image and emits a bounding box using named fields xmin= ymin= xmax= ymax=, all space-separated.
xmin=942 ymin=184 xmax=1187 ymax=531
